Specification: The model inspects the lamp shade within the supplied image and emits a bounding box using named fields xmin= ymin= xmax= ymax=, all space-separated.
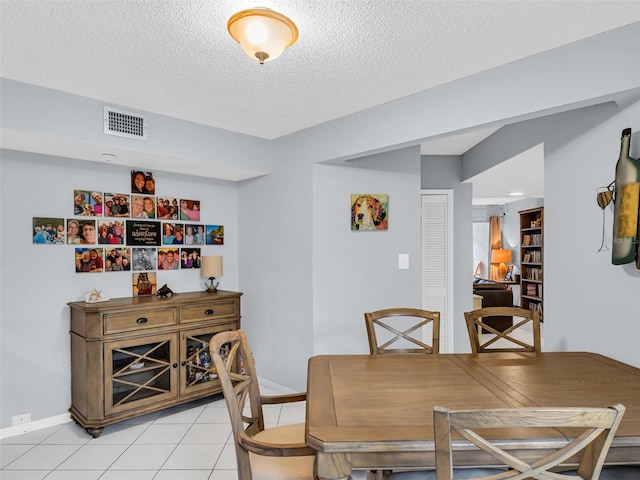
xmin=201 ymin=256 xmax=223 ymax=278
xmin=491 ymin=249 xmax=512 ymax=264
xmin=227 ymin=8 xmax=298 ymax=64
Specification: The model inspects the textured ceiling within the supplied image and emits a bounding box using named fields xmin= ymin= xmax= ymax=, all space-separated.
xmin=2 ymin=0 xmax=640 ymax=141
xmin=2 ymin=1 xmax=639 ymax=205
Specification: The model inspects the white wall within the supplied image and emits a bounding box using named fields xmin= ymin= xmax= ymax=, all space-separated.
xmin=0 ymin=150 xmax=239 ymax=428
xmin=545 ymin=99 xmax=640 ymax=366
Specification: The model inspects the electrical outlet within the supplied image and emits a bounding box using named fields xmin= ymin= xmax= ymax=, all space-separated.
xmin=11 ymin=413 xmax=31 ymax=426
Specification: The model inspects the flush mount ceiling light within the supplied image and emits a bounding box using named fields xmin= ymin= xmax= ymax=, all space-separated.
xmin=227 ymin=7 xmax=298 ymax=65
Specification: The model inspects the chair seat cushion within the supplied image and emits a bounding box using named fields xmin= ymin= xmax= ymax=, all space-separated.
xmin=595 ymin=466 xmax=640 ymax=480
xmin=387 ymin=468 xmax=505 ymax=479
xmin=388 ymin=466 xmax=640 ymax=480
xmin=249 ymin=423 xmax=315 ymax=480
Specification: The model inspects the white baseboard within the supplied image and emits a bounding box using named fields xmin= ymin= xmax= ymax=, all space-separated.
xmin=1 ymin=378 xmax=290 ymax=439
xmin=258 ymin=377 xmax=297 ymax=394
xmin=0 ymin=413 xmax=71 ymax=440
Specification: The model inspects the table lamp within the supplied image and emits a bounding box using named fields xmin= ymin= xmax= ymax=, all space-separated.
xmin=201 ymin=256 xmax=223 ymax=293
xmin=491 ymin=249 xmax=512 ymax=280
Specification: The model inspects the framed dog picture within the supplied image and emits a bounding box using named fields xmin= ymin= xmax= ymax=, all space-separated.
xmin=351 ymin=194 xmax=388 ymax=231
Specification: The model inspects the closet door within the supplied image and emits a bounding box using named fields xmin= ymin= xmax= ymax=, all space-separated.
xmin=421 ymin=191 xmax=453 ymax=353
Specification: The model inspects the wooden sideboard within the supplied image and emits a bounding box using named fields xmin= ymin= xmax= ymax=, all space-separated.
xmin=68 ymin=290 xmax=242 ymax=437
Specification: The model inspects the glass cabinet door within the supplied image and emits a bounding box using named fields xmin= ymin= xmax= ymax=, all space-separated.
xmin=181 ymin=323 xmax=236 ymax=394
xmin=105 ymin=333 xmax=178 ymax=415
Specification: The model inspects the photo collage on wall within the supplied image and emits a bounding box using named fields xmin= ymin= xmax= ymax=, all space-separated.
xmin=32 ymin=170 xmax=226 ymax=297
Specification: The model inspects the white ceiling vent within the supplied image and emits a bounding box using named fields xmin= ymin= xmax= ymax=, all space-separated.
xmin=104 ymin=106 xmax=147 ymax=140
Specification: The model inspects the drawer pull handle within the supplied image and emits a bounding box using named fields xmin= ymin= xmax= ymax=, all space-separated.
xmin=136 ymin=317 xmax=148 ymax=324
xmin=204 ymin=309 xmax=214 ymax=315
xmin=173 ymin=363 xmax=178 ymax=368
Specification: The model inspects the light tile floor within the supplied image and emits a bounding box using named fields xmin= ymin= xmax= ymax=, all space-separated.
xmin=1 ymin=325 xmax=539 ymax=480
xmin=1 ymin=389 xmax=368 ymax=480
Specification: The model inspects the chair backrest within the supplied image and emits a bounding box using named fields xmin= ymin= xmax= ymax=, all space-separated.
xmin=209 ymin=329 xmax=264 ymax=478
xmin=464 ymin=307 xmax=541 ymax=353
xmin=434 ymin=404 xmax=626 ymax=480
xmin=364 ymin=308 xmax=440 ymax=354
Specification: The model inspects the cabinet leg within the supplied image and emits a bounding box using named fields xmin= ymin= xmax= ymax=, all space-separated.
xmin=87 ymin=427 xmax=103 ymax=438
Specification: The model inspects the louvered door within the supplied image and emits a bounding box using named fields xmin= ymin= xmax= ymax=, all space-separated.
xmin=421 ymin=191 xmax=453 ymax=353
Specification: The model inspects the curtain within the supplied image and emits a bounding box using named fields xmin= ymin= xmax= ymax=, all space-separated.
xmin=489 ymin=216 xmax=502 ymax=280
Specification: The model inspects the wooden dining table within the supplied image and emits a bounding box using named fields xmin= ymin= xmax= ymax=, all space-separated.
xmin=305 ymin=352 xmax=640 ymax=480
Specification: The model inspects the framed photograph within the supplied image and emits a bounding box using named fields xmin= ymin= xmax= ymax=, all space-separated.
xmin=67 ymin=219 xmax=81 ymax=244
xmin=157 ymin=248 xmax=180 ymax=270
xmin=75 ymin=247 xmax=105 ymax=273
xmin=97 ymin=219 xmax=125 ymax=245
xmin=131 ymin=247 xmax=157 ymax=271
xmin=33 ymin=217 xmax=65 ymax=244
xmin=89 ymin=192 xmax=103 ymax=216
xmin=206 ymin=225 xmax=224 ymax=245
xmin=180 ymin=248 xmax=201 ymax=269
xmin=192 ymin=224 xmax=205 ymax=245
xmin=78 ymin=219 xmax=97 ymax=245
xmin=183 ymin=224 xmax=203 ymax=245
xmin=126 ymin=220 xmax=161 ymax=246
xmin=179 ymin=199 xmax=200 ymax=222
xmin=504 ymin=265 xmax=514 ymax=281
xmin=132 ymin=272 xmax=156 ymax=296
xmin=73 ymin=190 xmax=93 ymax=216
xmin=104 ymin=247 xmax=131 ymax=272
xmin=130 ymin=195 xmax=156 ymax=219
xmin=157 ymin=196 xmax=178 ymax=219
xmin=351 ymin=194 xmax=388 ymax=230
xmin=104 ymin=193 xmax=130 ymax=218
xmin=131 ymin=170 xmax=156 ymax=195
xmin=161 ymin=222 xmax=184 ymax=245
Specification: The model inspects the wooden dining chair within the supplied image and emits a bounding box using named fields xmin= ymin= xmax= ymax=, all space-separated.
xmin=387 ymin=403 xmax=626 ymax=480
xmin=365 ymin=308 xmax=440 ymax=354
xmin=208 ymin=329 xmax=316 ymax=480
xmin=464 ymin=307 xmax=541 ymax=353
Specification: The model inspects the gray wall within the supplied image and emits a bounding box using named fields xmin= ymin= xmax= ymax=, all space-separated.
xmin=313 ymin=147 xmax=422 ymax=356
xmin=544 ymin=100 xmax=640 ymax=367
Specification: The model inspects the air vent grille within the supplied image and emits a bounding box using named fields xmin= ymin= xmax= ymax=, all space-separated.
xmin=104 ymin=107 xmax=147 ymax=140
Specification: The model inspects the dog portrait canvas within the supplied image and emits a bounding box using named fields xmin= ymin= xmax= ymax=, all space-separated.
xmin=351 ymin=194 xmax=388 ymax=231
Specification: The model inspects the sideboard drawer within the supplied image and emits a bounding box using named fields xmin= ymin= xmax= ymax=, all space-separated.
xmin=180 ymin=300 xmax=238 ymax=324
xmin=104 ymin=309 xmax=177 ymax=334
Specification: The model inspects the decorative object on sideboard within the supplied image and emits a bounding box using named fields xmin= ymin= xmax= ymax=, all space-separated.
xmin=156 ymin=284 xmax=176 ymax=298
xmin=611 ymin=127 xmax=640 ymax=265
xmin=202 ymin=256 xmax=223 ymax=293
xmin=227 ymin=7 xmax=298 ymax=65
xmin=491 ymin=248 xmax=512 ymax=280
xmin=133 ymin=272 xmax=156 ymax=296
xmin=85 ymin=289 xmax=109 ymax=303
xmin=596 ymin=181 xmax=615 ymax=252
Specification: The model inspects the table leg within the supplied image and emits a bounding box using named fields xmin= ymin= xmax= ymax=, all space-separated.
xmin=315 ymin=452 xmax=351 ymax=480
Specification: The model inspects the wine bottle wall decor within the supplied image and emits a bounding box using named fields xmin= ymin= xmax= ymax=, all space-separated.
xmin=611 ymin=128 xmax=640 ymax=265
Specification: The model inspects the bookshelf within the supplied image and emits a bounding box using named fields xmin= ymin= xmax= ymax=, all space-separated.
xmin=519 ymin=207 xmax=543 ymax=320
